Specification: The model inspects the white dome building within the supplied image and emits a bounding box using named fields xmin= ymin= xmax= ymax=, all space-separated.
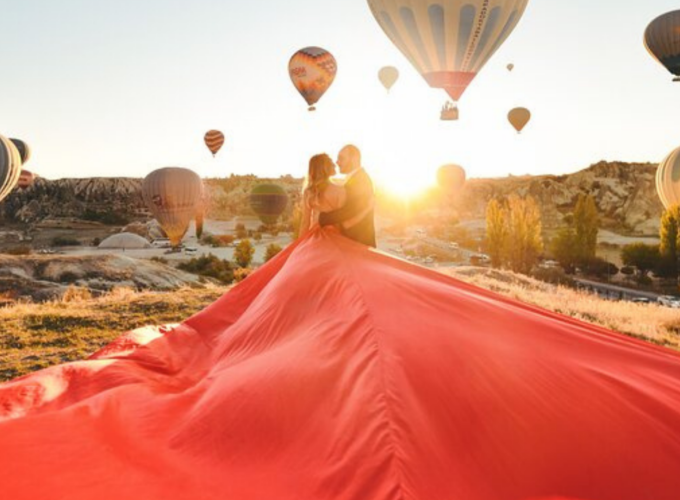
xmin=99 ymin=232 xmax=152 ymax=250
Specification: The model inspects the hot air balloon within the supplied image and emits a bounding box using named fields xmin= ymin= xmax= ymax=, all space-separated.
xmin=204 ymin=130 xmax=225 ymax=157
xmin=508 ymin=107 xmax=531 ymax=133
xmin=9 ymin=138 xmax=30 ymax=164
xmin=644 ymin=10 xmax=680 ymax=82
xmin=142 ymin=167 xmax=204 ymax=247
xmin=507 ymin=63 xmax=515 ymax=72
xmin=437 ymin=164 xmax=466 ymax=194
xmin=249 ymin=184 xmax=288 ymax=225
xmin=367 ymin=0 xmax=529 ymax=107
xmin=657 ymin=146 xmax=680 ymax=209
xmin=289 ymin=47 xmax=337 ymax=111
xmin=0 ymin=136 xmax=22 ymax=204
xmin=18 ymin=170 xmax=36 ymax=190
xmin=379 ymin=66 xmax=399 ymax=91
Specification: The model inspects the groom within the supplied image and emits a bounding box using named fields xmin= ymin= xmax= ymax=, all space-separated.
xmin=319 ymin=144 xmax=376 ymax=248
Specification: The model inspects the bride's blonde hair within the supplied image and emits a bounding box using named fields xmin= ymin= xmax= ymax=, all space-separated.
xmin=303 ymin=153 xmax=336 ymax=207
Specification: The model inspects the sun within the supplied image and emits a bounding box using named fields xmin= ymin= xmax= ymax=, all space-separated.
xmin=375 ymin=172 xmax=433 ymax=200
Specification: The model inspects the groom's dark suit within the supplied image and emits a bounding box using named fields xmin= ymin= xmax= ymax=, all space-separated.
xmin=319 ymin=168 xmax=376 ymax=248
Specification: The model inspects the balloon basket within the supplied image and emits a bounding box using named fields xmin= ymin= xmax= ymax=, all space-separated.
xmin=308 ymin=106 xmax=317 ymax=112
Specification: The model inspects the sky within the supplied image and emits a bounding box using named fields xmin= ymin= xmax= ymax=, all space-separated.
xmin=3 ymin=0 xmax=680 ymax=195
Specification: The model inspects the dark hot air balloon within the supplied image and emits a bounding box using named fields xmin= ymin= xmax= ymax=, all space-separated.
xmin=644 ymin=10 xmax=680 ymax=82
xmin=9 ymin=138 xmax=31 ymax=164
xmin=249 ymin=184 xmax=288 ymax=225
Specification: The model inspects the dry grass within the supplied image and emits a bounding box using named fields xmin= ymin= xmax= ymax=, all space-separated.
xmin=1 ymin=266 xmax=678 ymax=383
xmin=445 ymin=267 xmax=680 ymax=350
xmin=0 ymin=285 xmax=226 ymax=381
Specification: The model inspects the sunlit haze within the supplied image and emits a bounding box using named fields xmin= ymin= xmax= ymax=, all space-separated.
xmin=3 ymin=0 xmax=680 ymax=195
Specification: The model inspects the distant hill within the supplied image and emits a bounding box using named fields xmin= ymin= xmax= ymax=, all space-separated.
xmin=0 ymin=162 xmax=664 ymax=235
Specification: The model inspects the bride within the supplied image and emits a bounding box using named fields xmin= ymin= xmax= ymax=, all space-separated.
xmin=298 ymin=153 xmax=343 ymax=237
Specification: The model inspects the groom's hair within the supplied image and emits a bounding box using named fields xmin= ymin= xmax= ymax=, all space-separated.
xmin=342 ymin=144 xmax=361 ymax=165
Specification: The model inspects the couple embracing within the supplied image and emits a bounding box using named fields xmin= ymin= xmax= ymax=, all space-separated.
xmin=299 ymin=144 xmax=376 ymax=248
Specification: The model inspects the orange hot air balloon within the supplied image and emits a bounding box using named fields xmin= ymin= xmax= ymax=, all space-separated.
xmin=289 ymin=47 xmax=337 ymax=111
xmin=379 ymin=66 xmax=399 ymax=91
xmin=437 ymin=164 xmax=466 ymax=194
xmin=204 ymin=130 xmax=225 ymax=157
xmin=142 ymin=167 xmax=204 ymax=247
xmin=0 ymin=135 xmax=22 ymax=203
xmin=508 ymin=107 xmax=531 ymax=133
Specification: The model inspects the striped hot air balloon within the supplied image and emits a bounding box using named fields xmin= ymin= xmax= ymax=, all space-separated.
xmin=644 ymin=10 xmax=680 ymax=82
xmin=0 ymin=136 xmax=22 ymax=204
xmin=367 ymin=0 xmax=529 ymax=103
xmin=142 ymin=167 xmax=204 ymax=247
xmin=508 ymin=107 xmax=531 ymax=133
xmin=204 ymin=130 xmax=225 ymax=157
xmin=657 ymin=146 xmax=680 ymax=209
xmin=9 ymin=138 xmax=31 ymax=164
xmin=289 ymin=47 xmax=337 ymax=111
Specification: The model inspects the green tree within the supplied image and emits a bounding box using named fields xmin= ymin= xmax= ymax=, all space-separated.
xmin=660 ymin=205 xmax=680 ymax=278
xmin=550 ymin=227 xmax=579 ymax=273
xmin=573 ymin=194 xmax=599 ymax=262
xmin=265 ymin=243 xmax=283 ymax=262
xmin=506 ymin=195 xmax=544 ymax=274
xmin=621 ymin=243 xmax=660 ymax=281
xmin=234 ymin=239 xmax=255 ymax=268
xmin=485 ymin=198 xmax=508 ymax=268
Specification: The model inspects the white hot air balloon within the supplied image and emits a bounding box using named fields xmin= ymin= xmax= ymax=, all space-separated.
xmin=657 ymin=146 xmax=680 ymax=209
xmin=379 ymin=66 xmax=400 ymax=91
xmin=367 ymin=0 xmax=529 ymax=105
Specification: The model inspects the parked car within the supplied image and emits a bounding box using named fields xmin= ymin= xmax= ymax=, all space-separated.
xmin=658 ymin=295 xmax=680 ymax=308
xmin=184 ymin=246 xmax=198 ymax=255
xmin=631 ymin=297 xmax=652 ymax=304
xmin=449 ymin=242 xmax=459 ymax=250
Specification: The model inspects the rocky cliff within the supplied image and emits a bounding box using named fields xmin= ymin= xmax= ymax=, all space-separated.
xmin=0 ymin=162 xmax=665 ymax=235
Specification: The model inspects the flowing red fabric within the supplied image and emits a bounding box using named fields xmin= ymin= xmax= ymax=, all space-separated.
xmin=1 ymin=228 xmax=680 ymax=500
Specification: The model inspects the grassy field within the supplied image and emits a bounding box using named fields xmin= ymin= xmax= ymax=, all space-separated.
xmin=1 ymin=268 xmax=679 ymax=382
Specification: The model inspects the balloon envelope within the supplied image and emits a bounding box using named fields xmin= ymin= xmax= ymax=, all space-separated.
xmin=289 ymin=47 xmax=337 ymax=111
xmin=9 ymin=138 xmax=30 ymax=164
xmin=0 ymin=136 xmax=22 ymax=204
xmin=249 ymin=184 xmax=288 ymax=224
xmin=644 ymin=10 xmax=680 ymax=81
xmin=204 ymin=130 xmax=225 ymax=157
xmin=437 ymin=164 xmax=466 ymax=194
xmin=18 ymin=170 xmax=36 ymax=190
xmin=142 ymin=167 xmax=204 ymax=247
xmin=508 ymin=107 xmax=531 ymax=133
xmin=507 ymin=63 xmax=515 ymax=72
xmin=657 ymin=146 xmax=680 ymax=209
xmin=379 ymin=66 xmax=400 ymax=90
xmin=367 ymin=0 xmax=529 ymax=101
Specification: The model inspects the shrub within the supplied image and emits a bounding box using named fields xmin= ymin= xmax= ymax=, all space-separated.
xmin=82 ymin=209 xmax=130 ymax=225
xmin=234 ymin=239 xmax=255 ymax=268
xmin=62 ymin=286 xmax=93 ymax=303
xmin=177 ymin=254 xmax=234 ymax=284
xmin=150 ymin=256 xmax=168 ymax=265
xmin=265 ymin=243 xmax=283 ymax=262
xmin=234 ymin=267 xmax=253 ymax=282
xmin=531 ymin=267 xmax=574 ymax=286
xmin=51 ymin=236 xmax=81 ymax=247
xmin=4 ymin=246 xmax=31 ymax=256
xmin=580 ymin=257 xmax=619 ymax=278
